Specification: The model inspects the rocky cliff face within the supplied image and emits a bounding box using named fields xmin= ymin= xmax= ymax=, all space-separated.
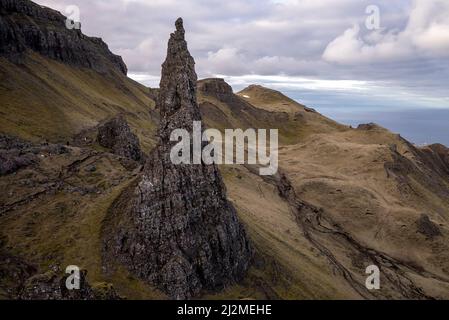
xmin=0 ymin=0 xmax=127 ymax=74
xmin=103 ymin=18 xmax=252 ymax=299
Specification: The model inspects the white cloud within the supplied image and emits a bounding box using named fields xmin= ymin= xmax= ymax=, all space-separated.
xmin=322 ymin=24 xmax=412 ymax=63
xmin=413 ymin=23 xmax=449 ymax=53
xmin=202 ymin=48 xmax=249 ymax=75
xmin=323 ymin=0 xmax=449 ymax=64
xmin=116 ymin=38 xmax=161 ymax=71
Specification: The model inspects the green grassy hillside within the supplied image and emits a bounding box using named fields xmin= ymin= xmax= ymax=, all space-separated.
xmin=0 ymin=52 xmax=157 ymax=151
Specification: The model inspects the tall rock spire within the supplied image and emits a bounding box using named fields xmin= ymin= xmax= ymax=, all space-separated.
xmin=158 ymin=18 xmax=202 ymax=143
xmin=103 ymin=18 xmax=252 ymax=300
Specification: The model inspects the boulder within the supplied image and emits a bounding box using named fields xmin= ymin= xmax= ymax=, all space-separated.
xmin=97 ymin=115 xmax=143 ymax=162
xmin=416 ymin=214 xmax=441 ymax=239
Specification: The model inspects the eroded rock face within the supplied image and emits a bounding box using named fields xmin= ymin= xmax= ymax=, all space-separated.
xmin=97 ymin=115 xmax=142 ymax=162
xmin=0 ymin=0 xmax=127 ymax=74
xmin=103 ymin=18 xmax=252 ymax=300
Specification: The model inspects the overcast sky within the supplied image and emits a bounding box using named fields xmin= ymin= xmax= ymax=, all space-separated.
xmin=34 ymin=0 xmax=449 ymax=144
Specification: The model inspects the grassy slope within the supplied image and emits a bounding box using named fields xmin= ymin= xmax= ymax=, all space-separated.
xmin=0 ymin=53 xmax=157 ymax=151
xmin=0 ymin=146 xmax=165 ymax=299
xmin=0 ymin=53 xmax=163 ymax=298
xmin=199 ymin=87 xmax=345 ymax=146
xmin=203 ymin=84 xmax=449 ymax=298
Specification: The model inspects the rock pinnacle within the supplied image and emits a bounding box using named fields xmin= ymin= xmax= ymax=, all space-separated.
xmin=103 ymin=18 xmax=253 ymax=300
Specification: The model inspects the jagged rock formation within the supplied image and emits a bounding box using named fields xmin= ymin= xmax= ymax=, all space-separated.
xmin=0 ymin=0 xmax=127 ymax=74
xmin=103 ymin=18 xmax=252 ymax=299
xmin=97 ymin=115 xmax=142 ymax=162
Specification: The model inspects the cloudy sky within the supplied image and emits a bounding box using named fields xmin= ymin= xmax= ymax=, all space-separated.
xmin=35 ymin=0 xmax=449 ymax=145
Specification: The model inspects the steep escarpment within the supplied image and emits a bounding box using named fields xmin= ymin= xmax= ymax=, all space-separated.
xmin=0 ymin=0 xmax=156 ymax=147
xmin=0 ymin=0 xmax=126 ymax=74
xmin=102 ymin=19 xmax=252 ymax=300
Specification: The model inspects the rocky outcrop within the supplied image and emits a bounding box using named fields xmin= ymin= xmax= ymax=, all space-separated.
xmin=97 ymin=115 xmax=143 ymax=162
xmin=0 ymin=134 xmax=68 ymax=176
xmin=0 ymin=0 xmax=127 ymax=74
xmin=357 ymin=123 xmax=383 ymax=131
xmin=198 ymin=78 xmax=235 ymax=102
xmin=20 ymin=268 xmax=94 ymax=300
xmin=0 ymin=240 xmax=36 ymax=298
xmin=103 ymin=18 xmax=252 ymax=300
xmin=0 ymin=150 xmax=35 ymax=176
xmin=19 ymin=267 xmax=120 ymax=300
xmin=416 ymin=214 xmax=442 ymax=239
xmin=1 ymin=235 xmax=119 ymax=300
xmin=0 ymin=135 xmax=35 ymax=176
